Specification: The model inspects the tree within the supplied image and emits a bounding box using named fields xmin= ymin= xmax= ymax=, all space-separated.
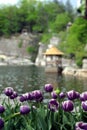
xmin=77 ymin=0 xmax=87 ymax=19
xmin=0 ymin=0 xmax=75 ymax=38
xmin=0 ymin=5 xmax=21 ymax=36
xmin=60 ymin=17 xmax=87 ymax=67
xmin=52 ymin=13 xmax=71 ymax=33
xmin=33 ymin=1 xmax=48 ymax=33
xmin=65 ymin=0 xmax=75 ymax=21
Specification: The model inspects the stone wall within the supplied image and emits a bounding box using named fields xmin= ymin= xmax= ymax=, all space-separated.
xmin=0 ymin=33 xmax=39 ymax=58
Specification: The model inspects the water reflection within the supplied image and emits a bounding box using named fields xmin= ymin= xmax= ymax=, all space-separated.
xmin=0 ymin=65 xmax=46 ymax=93
xmin=61 ymin=75 xmax=87 ymax=92
xmin=0 ymin=65 xmax=86 ymax=94
xmin=45 ymin=73 xmax=63 ymax=90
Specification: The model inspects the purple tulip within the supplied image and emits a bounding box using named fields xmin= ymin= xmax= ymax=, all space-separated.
xmin=59 ymin=92 xmax=66 ymax=99
xmin=20 ymin=105 xmax=30 ymax=115
xmin=48 ymin=99 xmax=59 ymax=112
xmin=19 ymin=94 xmax=26 ymax=102
xmin=4 ymin=87 xmax=14 ymax=96
xmin=0 ymin=105 xmax=5 ymax=113
xmin=62 ymin=100 xmax=74 ymax=112
xmin=82 ymin=101 xmax=87 ymax=111
xmin=67 ymin=90 xmax=80 ymax=100
xmin=80 ymin=92 xmax=87 ymax=101
xmin=27 ymin=92 xmax=35 ymax=100
xmin=32 ymin=90 xmax=43 ymax=102
xmin=75 ymin=121 xmax=87 ymax=130
xmin=19 ymin=95 xmax=26 ymax=102
xmin=51 ymin=91 xmax=58 ymax=99
xmin=19 ymin=93 xmax=30 ymax=102
xmin=0 ymin=118 xmax=4 ymax=129
xmin=10 ymin=91 xmax=18 ymax=99
xmin=23 ymin=93 xmax=30 ymax=100
xmin=44 ymin=84 xmax=53 ymax=93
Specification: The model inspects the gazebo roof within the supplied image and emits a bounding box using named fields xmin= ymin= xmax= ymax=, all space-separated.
xmin=44 ymin=46 xmax=64 ymax=56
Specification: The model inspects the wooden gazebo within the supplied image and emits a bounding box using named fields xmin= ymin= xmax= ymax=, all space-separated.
xmin=44 ymin=46 xmax=64 ymax=73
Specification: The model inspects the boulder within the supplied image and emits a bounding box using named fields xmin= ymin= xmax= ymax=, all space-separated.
xmin=62 ymin=66 xmax=77 ymax=76
xmin=75 ymin=69 xmax=87 ymax=78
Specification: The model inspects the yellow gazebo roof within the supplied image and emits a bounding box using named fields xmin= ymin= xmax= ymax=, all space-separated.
xmin=44 ymin=46 xmax=64 ymax=56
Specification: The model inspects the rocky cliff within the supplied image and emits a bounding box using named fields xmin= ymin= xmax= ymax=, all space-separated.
xmin=0 ymin=33 xmax=39 ymax=65
xmin=0 ymin=33 xmax=39 ymax=58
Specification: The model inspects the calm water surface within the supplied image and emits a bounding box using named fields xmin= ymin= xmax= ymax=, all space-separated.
xmin=0 ymin=65 xmax=87 ymax=94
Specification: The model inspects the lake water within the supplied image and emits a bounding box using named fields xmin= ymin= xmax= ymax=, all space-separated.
xmin=0 ymin=65 xmax=87 ymax=94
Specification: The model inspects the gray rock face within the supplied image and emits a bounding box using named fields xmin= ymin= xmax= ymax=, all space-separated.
xmin=0 ymin=33 xmax=39 ymax=65
xmin=0 ymin=36 xmax=26 ymax=57
xmin=50 ymin=36 xmax=60 ymax=46
xmin=0 ymin=33 xmax=38 ymax=58
xmin=82 ymin=59 xmax=87 ymax=69
xmin=35 ymin=42 xmax=47 ymax=66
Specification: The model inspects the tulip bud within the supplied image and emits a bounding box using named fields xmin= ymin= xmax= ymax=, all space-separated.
xmin=59 ymin=92 xmax=66 ymax=99
xmin=48 ymin=99 xmax=59 ymax=112
xmin=0 ymin=118 xmax=4 ymax=129
xmin=67 ymin=90 xmax=80 ymax=100
xmin=20 ymin=105 xmax=30 ymax=115
xmin=62 ymin=100 xmax=74 ymax=112
xmin=44 ymin=84 xmax=53 ymax=92
xmin=10 ymin=91 xmax=18 ymax=99
xmin=75 ymin=121 xmax=87 ymax=130
xmin=4 ymin=87 xmax=14 ymax=96
xmin=51 ymin=91 xmax=58 ymax=99
xmin=32 ymin=90 xmax=43 ymax=102
xmin=0 ymin=105 xmax=5 ymax=113
xmin=80 ymin=91 xmax=87 ymax=101
xmin=82 ymin=101 xmax=87 ymax=111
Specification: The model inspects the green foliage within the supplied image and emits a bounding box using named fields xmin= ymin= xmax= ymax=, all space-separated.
xmin=76 ymin=58 xmax=82 ymax=68
xmin=18 ymin=39 xmax=23 ymax=48
xmin=27 ymin=46 xmax=35 ymax=53
xmin=77 ymin=0 xmax=87 ymax=18
xmin=27 ymin=46 xmax=38 ymax=62
xmin=65 ymin=0 xmax=75 ymax=21
xmin=69 ymin=17 xmax=87 ymax=43
xmin=59 ymin=17 xmax=87 ymax=67
xmin=52 ymin=13 xmax=71 ymax=33
xmin=0 ymin=5 xmax=20 ymax=36
xmin=41 ymin=33 xmax=52 ymax=44
xmin=1 ymin=86 xmax=87 ymax=130
xmin=0 ymin=0 xmax=75 ymax=36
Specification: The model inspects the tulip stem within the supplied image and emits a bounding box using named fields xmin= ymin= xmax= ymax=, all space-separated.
xmin=5 ymin=112 xmax=20 ymax=122
xmin=23 ymin=115 xmax=34 ymax=130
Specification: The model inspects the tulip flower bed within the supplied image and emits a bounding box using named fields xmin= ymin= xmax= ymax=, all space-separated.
xmin=0 ymin=84 xmax=87 ymax=130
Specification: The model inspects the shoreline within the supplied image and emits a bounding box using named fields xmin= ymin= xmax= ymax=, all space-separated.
xmin=62 ymin=66 xmax=87 ymax=78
